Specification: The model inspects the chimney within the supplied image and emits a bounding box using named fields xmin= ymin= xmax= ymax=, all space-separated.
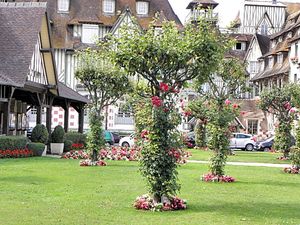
xmin=272 ymin=0 xmax=277 ymax=4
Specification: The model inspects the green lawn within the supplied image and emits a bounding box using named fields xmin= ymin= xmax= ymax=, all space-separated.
xmin=0 ymin=157 xmax=299 ymax=225
xmin=188 ymin=149 xmax=291 ymax=164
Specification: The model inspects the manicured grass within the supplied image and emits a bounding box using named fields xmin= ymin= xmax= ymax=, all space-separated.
xmin=1 ymin=157 xmax=300 ymax=225
xmin=188 ymin=148 xmax=291 ymax=164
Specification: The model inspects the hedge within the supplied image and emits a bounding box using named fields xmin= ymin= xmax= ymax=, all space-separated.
xmin=65 ymin=132 xmax=86 ymax=145
xmin=0 ymin=136 xmax=28 ymax=150
xmin=27 ymin=143 xmax=45 ymax=156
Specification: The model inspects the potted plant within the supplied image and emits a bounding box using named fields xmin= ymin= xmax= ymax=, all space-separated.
xmin=30 ymin=124 xmax=49 ymax=156
xmin=50 ymin=125 xmax=65 ymax=155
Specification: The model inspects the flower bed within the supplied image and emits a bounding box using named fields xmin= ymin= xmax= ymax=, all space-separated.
xmin=79 ymin=159 xmax=107 ymax=167
xmin=202 ymin=173 xmax=236 ymax=183
xmin=0 ymin=149 xmax=33 ymax=158
xmin=283 ymin=166 xmax=299 ymax=174
xmin=277 ymin=156 xmax=290 ymax=161
xmin=133 ymin=194 xmax=187 ymax=211
xmin=62 ymin=150 xmax=89 ymax=159
xmin=99 ymin=146 xmax=142 ymax=161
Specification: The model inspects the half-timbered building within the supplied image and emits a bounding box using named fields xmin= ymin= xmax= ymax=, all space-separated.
xmin=0 ymin=2 xmax=88 ymax=135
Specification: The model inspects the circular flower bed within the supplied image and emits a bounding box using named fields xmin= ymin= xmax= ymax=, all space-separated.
xmin=283 ymin=166 xmax=299 ymax=174
xmin=62 ymin=150 xmax=89 ymax=159
xmin=202 ymin=173 xmax=236 ymax=183
xmin=133 ymin=194 xmax=187 ymax=212
xmin=79 ymin=159 xmax=107 ymax=167
xmin=99 ymin=146 xmax=142 ymax=161
xmin=0 ymin=149 xmax=33 ymax=158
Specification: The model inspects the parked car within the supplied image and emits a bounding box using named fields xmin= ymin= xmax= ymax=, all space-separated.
xmin=119 ymin=133 xmax=135 ymax=147
xmin=255 ymin=136 xmax=274 ymax=151
xmin=112 ymin=132 xmax=121 ymax=144
xmin=230 ymin=133 xmax=256 ymax=151
xmin=184 ymin=132 xmax=196 ymax=148
xmin=104 ymin=131 xmax=115 ymax=146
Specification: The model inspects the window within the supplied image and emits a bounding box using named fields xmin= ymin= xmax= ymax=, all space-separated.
xmin=268 ymin=57 xmax=273 ymax=69
xmin=248 ymin=120 xmax=258 ymax=135
xmin=277 ymin=54 xmax=283 ymax=65
xmin=261 ymin=22 xmax=268 ymax=35
xmin=57 ymin=0 xmax=69 ymax=12
xmin=295 ymin=42 xmax=298 ymax=57
xmin=236 ymin=42 xmax=242 ymax=50
xmin=294 ymin=74 xmax=298 ymax=83
xmin=249 ymin=61 xmax=258 ymax=73
xmin=82 ymin=24 xmax=99 ymax=44
xmin=103 ymin=0 xmax=115 ymax=13
xmin=136 ymin=1 xmax=149 ymax=15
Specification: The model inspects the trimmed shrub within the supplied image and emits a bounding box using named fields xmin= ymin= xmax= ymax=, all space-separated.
xmin=64 ymin=140 xmax=73 ymax=152
xmin=50 ymin=125 xmax=65 ymax=143
xmin=65 ymin=132 xmax=86 ymax=145
xmin=27 ymin=143 xmax=45 ymax=156
xmin=290 ymin=147 xmax=300 ymax=168
xmin=0 ymin=136 xmax=28 ymax=150
xmin=31 ymin=124 xmax=49 ymax=144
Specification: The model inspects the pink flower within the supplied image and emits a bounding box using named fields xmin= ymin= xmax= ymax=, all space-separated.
xmin=232 ymin=104 xmax=239 ymax=109
xmin=151 ymin=96 xmax=163 ymax=107
xmin=141 ymin=130 xmax=149 ymax=138
xmin=183 ymin=111 xmax=192 ymax=117
xmin=159 ymin=82 xmax=169 ymax=92
xmin=225 ymin=99 xmax=231 ymax=105
xmin=284 ymin=102 xmax=292 ymax=110
xmin=290 ymin=107 xmax=297 ymax=113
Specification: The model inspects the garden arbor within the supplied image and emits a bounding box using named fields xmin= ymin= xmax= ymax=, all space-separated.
xmin=113 ymin=18 xmax=223 ymax=206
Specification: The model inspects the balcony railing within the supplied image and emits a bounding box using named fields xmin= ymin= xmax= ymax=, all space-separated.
xmin=114 ymin=115 xmax=134 ymax=125
xmin=186 ymin=11 xmax=218 ymax=23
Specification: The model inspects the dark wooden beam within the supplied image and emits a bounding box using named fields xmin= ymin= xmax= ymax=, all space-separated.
xmin=64 ymin=100 xmax=71 ymax=133
xmin=46 ymin=95 xmax=54 ymax=134
xmin=78 ymin=105 xmax=84 ymax=133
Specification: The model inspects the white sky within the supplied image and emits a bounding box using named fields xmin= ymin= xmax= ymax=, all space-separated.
xmin=169 ymin=0 xmax=300 ymax=28
xmin=169 ymin=0 xmax=244 ymax=28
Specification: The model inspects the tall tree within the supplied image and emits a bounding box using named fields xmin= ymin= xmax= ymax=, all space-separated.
xmin=193 ymin=55 xmax=248 ymax=178
xmin=112 ymin=18 xmax=222 ymax=203
xmin=75 ymin=45 xmax=130 ymax=161
xmin=259 ymin=85 xmax=299 ymax=158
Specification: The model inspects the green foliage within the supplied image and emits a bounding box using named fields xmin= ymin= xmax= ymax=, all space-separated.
xmin=64 ymin=140 xmax=73 ymax=152
xmin=50 ymin=125 xmax=65 ymax=143
xmin=65 ymin=132 xmax=86 ymax=145
xmin=296 ymin=121 xmax=300 ymax=148
xmin=290 ymin=147 xmax=300 ymax=168
xmin=75 ymin=44 xmax=131 ymax=161
xmin=259 ymin=85 xmax=296 ymax=157
xmin=87 ymin=108 xmax=105 ymax=161
xmin=194 ymin=120 xmax=207 ymax=147
xmin=113 ymin=17 xmax=223 ymax=201
xmin=27 ymin=143 xmax=45 ymax=156
xmin=0 ymin=136 xmax=28 ymax=150
xmin=31 ymin=124 xmax=49 ymax=144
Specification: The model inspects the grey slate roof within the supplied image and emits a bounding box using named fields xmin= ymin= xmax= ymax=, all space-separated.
xmin=0 ymin=2 xmax=47 ymax=87
xmin=58 ymin=82 xmax=89 ymax=104
xmin=256 ymin=33 xmax=270 ymax=55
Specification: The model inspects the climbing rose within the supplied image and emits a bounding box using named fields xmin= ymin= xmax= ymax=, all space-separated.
xmin=141 ymin=130 xmax=149 ymax=138
xmin=284 ymin=102 xmax=292 ymax=110
xmin=232 ymin=104 xmax=239 ymax=109
xmin=159 ymin=82 xmax=169 ymax=92
xmin=151 ymin=96 xmax=163 ymax=107
xmin=225 ymin=99 xmax=231 ymax=105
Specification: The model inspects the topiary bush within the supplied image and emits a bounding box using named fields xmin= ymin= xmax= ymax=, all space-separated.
xmin=31 ymin=124 xmax=49 ymax=144
xmin=0 ymin=136 xmax=28 ymax=150
xmin=290 ymin=147 xmax=300 ymax=169
xmin=64 ymin=140 xmax=73 ymax=152
xmin=65 ymin=132 xmax=86 ymax=145
xmin=27 ymin=143 xmax=45 ymax=156
xmin=50 ymin=125 xmax=65 ymax=143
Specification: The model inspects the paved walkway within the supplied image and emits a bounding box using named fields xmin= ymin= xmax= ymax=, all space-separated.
xmin=188 ymin=160 xmax=290 ymax=168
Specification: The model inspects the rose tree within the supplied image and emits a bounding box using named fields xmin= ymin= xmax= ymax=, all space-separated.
xmin=75 ymin=46 xmax=130 ymax=162
xmin=112 ymin=19 xmax=222 ymax=205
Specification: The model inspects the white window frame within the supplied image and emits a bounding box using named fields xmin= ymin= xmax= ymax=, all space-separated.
xmin=103 ymin=0 xmax=115 ymax=14
xmin=136 ymin=1 xmax=149 ymax=15
xmin=249 ymin=61 xmax=259 ymax=74
xmin=82 ymin=24 xmax=99 ymax=44
xmin=277 ymin=53 xmax=283 ymax=65
xmin=268 ymin=57 xmax=273 ymax=69
xmin=57 ymin=0 xmax=69 ymax=12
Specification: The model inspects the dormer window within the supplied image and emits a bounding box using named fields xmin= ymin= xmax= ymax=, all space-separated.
xmin=271 ymin=40 xmax=276 ymax=48
xmin=261 ymin=22 xmax=268 ymax=35
xmin=136 ymin=1 xmax=149 ymax=15
xmin=103 ymin=0 xmax=115 ymax=14
xmin=277 ymin=53 xmax=283 ymax=65
xmin=288 ymin=32 xmax=293 ymax=38
xmin=278 ymin=36 xmax=283 ymax=42
xmin=57 ymin=0 xmax=69 ymax=12
xmin=268 ymin=56 xmax=273 ymax=69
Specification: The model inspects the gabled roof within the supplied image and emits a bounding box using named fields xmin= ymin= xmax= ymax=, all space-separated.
xmin=0 ymin=2 xmax=47 ymax=87
xmin=38 ymin=0 xmax=182 ymax=49
xmin=256 ymin=33 xmax=270 ymax=55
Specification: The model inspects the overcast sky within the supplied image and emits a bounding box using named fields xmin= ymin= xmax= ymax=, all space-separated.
xmin=169 ymin=0 xmax=300 ymax=28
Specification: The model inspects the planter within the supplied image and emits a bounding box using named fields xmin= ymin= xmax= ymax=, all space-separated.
xmin=27 ymin=143 xmax=46 ymax=156
xmin=51 ymin=143 xmax=64 ymax=155
xmin=42 ymin=145 xmax=47 ymax=156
